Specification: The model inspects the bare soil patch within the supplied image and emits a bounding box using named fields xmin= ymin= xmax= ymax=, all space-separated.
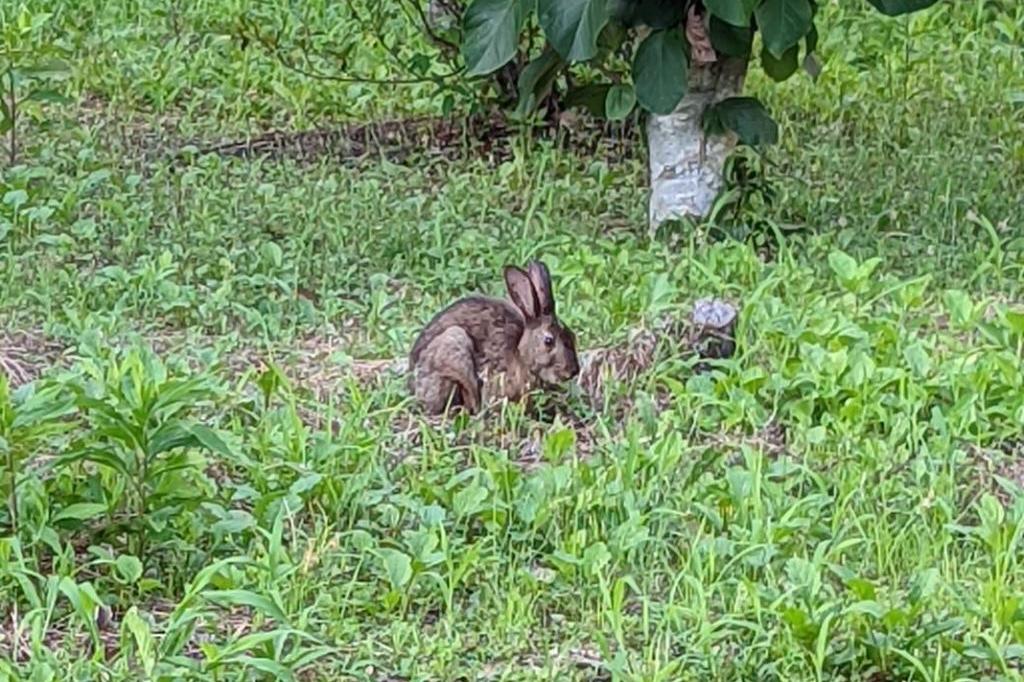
xmin=72 ymin=94 xmax=644 ymax=169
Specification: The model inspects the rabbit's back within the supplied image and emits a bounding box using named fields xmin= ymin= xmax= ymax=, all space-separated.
xmin=409 ymin=295 xmax=524 ymax=372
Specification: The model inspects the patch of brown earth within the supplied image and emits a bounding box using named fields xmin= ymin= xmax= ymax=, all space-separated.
xmin=0 ymin=329 xmax=68 ymax=388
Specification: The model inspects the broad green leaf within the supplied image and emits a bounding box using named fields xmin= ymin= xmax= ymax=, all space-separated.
xmin=538 ymin=0 xmax=609 ymax=62
xmin=909 ymin=567 xmax=941 ymax=605
xmin=204 ymin=589 xmax=289 ymax=623
xmin=943 ymin=290 xmax=974 ymax=328
xmin=761 ymin=44 xmax=799 ymax=82
xmin=58 ymin=577 xmax=96 ymax=620
xmin=114 ymin=555 xmax=144 ymax=584
xmin=1004 ymin=309 xmax=1024 ymax=336
xmin=597 ymin=21 xmax=627 ymax=52
xmin=564 ymin=83 xmax=612 ymax=116
xmin=26 ymin=89 xmax=74 ymax=105
xmin=632 ymin=28 xmax=688 ymax=115
xmin=453 ymin=482 xmax=488 ymax=517
xmin=806 ymin=426 xmax=826 ymax=444
xmin=289 ymin=472 xmax=323 ymax=496
xmin=582 ymin=541 xmax=611 ymax=575
xmin=846 ymin=577 xmax=877 ymax=600
xmin=211 ymin=510 xmax=256 ymax=534
xmin=461 ymin=0 xmax=533 ymax=76
xmin=707 ymin=97 xmax=778 ymax=145
xmin=704 ymin=0 xmax=758 ymax=27
xmin=379 ymin=549 xmax=412 ymax=590
xmin=3 ymin=190 xmax=28 ymax=209
xmin=147 ymin=423 xmax=196 ymax=457
xmin=709 ymin=17 xmax=753 ymax=57
xmin=52 ymin=502 xmax=107 ymax=523
xmin=857 ymin=257 xmax=882 ymax=282
xmin=261 ymin=241 xmax=283 ymax=268
xmin=755 ymin=0 xmax=813 ymax=58
xmin=514 ymin=47 xmax=564 ymax=115
xmin=543 ymin=426 xmax=576 ymax=460
xmin=607 ymin=0 xmax=634 ymax=24
xmin=903 ymin=343 xmax=932 ymax=377
xmin=186 ymin=424 xmax=234 ymax=458
xmin=865 ymin=0 xmax=939 ymax=16
xmin=611 ymin=0 xmax=684 ymax=29
xmin=26 ymin=11 xmax=55 ymax=33
xmin=604 ymin=83 xmax=636 ymax=120
xmin=846 ymin=600 xmax=886 ymax=620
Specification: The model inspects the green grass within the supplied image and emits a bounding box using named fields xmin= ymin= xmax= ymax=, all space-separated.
xmin=1 ymin=0 xmax=1024 ymax=680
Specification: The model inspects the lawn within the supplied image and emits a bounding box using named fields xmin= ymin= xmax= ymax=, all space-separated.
xmin=1 ymin=0 xmax=1023 ymax=680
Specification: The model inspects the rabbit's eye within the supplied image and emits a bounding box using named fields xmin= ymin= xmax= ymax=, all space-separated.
xmin=543 ymin=333 xmax=555 ymax=347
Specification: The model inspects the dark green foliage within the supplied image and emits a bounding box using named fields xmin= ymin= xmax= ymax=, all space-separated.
xmin=703 ymin=96 xmax=779 ymax=146
xmin=460 ymin=0 xmax=942 ymax=141
xmin=632 ymin=28 xmax=688 ymax=115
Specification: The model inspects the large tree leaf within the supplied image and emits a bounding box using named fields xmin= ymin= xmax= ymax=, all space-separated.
xmin=564 ymin=83 xmax=612 ymax=116
xmin=608 ymin=0 xmax=636 ymax=25
xmin=462 ymin=0 xmax=534 ymax=76
xmin=704 ymin=0 xmax=759 ymax=27
xmin=709 ymin=16 xmax=753 ymax=57
xmin=597 ymin=21 xmax=628 ymax=52
xmin=865 ymin=0 xmax=939 ymax=16
xmin=515 ymin=47 xmax=564 ymax=115
xmin=705 ymin=97 xmax=778 ymax=145
xmin=761 ymin=44 xmax=799 ymax=81
xmin=755 ymin=0 xmax=813 ymax=58
xmin=612 ymin=0 xmax=684 ymax=29
xmin=538 ymin=0 xmax=609 ymax=62
xmin=632 ymin=28 xmax=688 ymax=115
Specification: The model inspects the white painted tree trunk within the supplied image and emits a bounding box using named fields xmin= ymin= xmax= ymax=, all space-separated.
xmin=647 ymin=57 xmax=748 ymax=231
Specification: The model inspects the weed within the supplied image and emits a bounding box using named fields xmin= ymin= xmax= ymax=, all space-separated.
xmin=0 ymin=0 xmax=1022 ymax=680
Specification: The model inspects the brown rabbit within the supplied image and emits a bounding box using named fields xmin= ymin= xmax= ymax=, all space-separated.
xmin=408 ymin=260 xmax=580 ymax=415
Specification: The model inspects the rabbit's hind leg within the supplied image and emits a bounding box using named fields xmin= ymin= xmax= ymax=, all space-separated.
xmin=412 ymin=326 xmax=481 ymax=414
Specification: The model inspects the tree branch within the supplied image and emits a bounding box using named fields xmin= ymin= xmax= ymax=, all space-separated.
xmin=239 ymin=14 xmax=464 ymax=87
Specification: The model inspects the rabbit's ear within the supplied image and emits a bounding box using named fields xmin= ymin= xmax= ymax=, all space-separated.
xmin=527 ymin=260 xmax=554 ymax=315
xmin=504 ymin=265 xmax=539 ymax=319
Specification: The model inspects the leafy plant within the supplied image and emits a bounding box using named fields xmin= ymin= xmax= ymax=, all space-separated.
xmin=0 ymin=4 xmax=73 ymax=164
xmin=54 ymin=349 xmax=232 ymax=565
xmin=0 ymin=374 xmax=75 ymax=532
xmin=459 ymin=0 xmax=941 ymax=138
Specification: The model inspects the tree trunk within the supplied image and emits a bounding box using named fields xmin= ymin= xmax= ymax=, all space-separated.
xmin=647 ymin=57 xmax=748 ymax=232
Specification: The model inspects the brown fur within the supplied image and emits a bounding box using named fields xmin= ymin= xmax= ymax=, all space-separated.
xmin=408 ymin=261 xmax=579 ymax=415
